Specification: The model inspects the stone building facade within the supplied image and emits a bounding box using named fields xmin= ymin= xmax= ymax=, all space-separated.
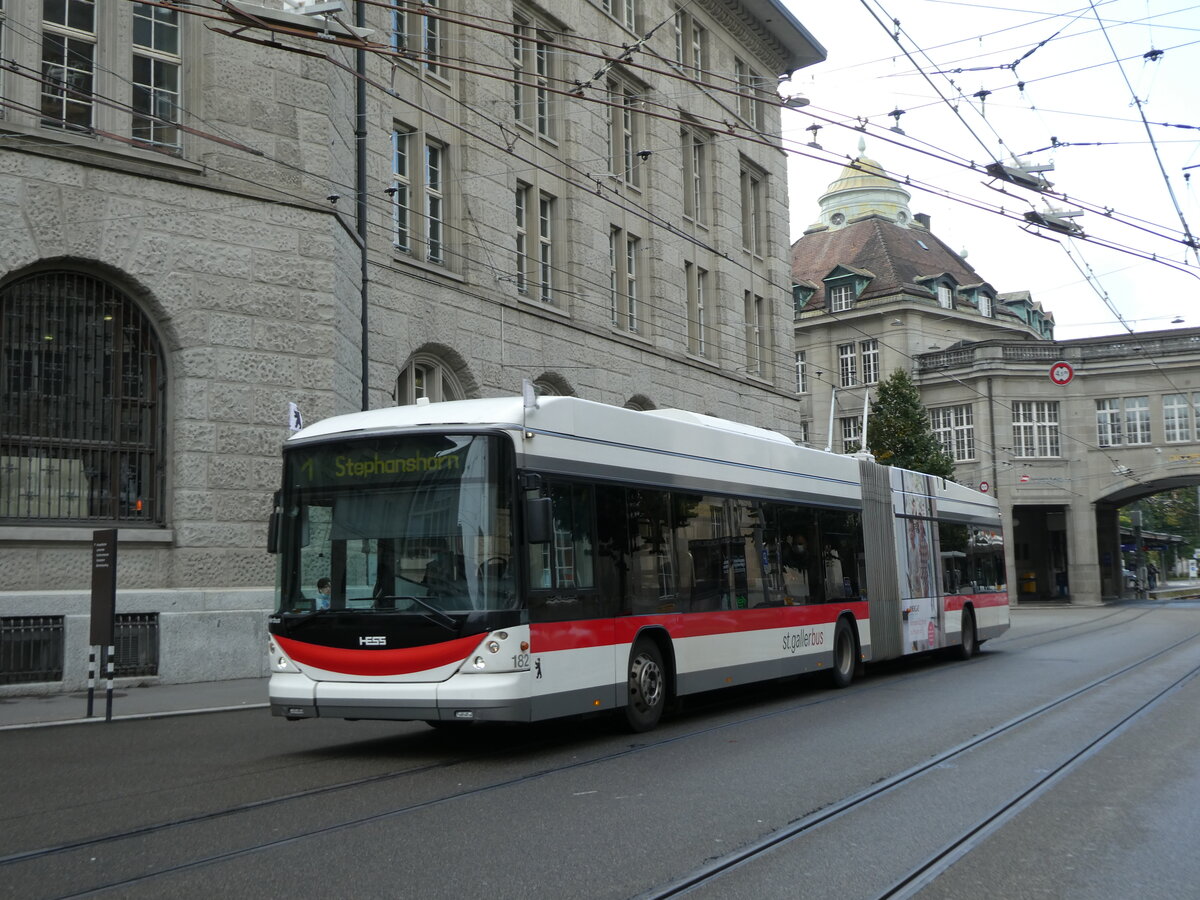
xmin=791 ymin=147 xmax=1200 ymax=606
xmin=0 ymin=0 xmax=825 ymax=690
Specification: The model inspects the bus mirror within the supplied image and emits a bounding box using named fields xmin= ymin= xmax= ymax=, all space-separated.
xmin=525 ymin=496 xmax=553 ymax=544
xmin=266 ymin=491 xmax=281 ymax=554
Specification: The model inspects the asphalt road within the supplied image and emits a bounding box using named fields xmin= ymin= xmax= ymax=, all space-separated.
xmin=3 ymin=603 xmax=1199 ymax=899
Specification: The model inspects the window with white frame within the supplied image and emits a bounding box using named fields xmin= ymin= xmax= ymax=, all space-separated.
xmin=744 ymin=292 xmax=767 ymax=377
xmin=607 ymin=75 xmax=642 ymax=187
xmin=734 ymin=57 xmax=762 ymax=130
xmin=685 ymin=261 xmax=708 ymax=356
xmin=797 ymin=421 xmax=810 ymax=444
xmin=978 ymin=293 xmax=993 ymax=317
xmin=838 ymin=343 xmax=856 ymax=387
xmin=41 ymin=0 xmax=96 ymax=131
xmin=1124 ymin=396 xmax=1151 ymax=445
xmin=602 ymin=0 xmax=637 ymax=31
xmin=681 ymin=124 xmax=710 ymax=224
xmin=512 ymin=9 xmax=554 ymax=137
xmin=610 ymin=226 xmax=640 ymax=332
xmin=1096 ymin=398 xmax=1121 ymax=447
xmin=828 ymin=283 xmax=854 ymax=312
xmin=1013 ymin=401 xmax=1059 ymax=458
xmin=795 ymin=350 xmax=808 ymax=393
xmin=860 ymin=339 xmax=879 ymax=384
xmin=739 ymin=160 xmax=765 ymax=255
xmin=515 ymin=184 xmax=529 ymax=294
xmin=398 ymin=354 xmax=465 ymax=405
xmin=930 ymin=404 xmax=975 ymax=461
xmin=672 ymin=7 xmax=707 ymax=78
xmin=392 ymin=125 xmax=450 ymax=265
xmin=840 ymin=416 xmax=862 ymax=454
xmin=537 ymin=192 xmax=554 ymax=303
xmin=1163 ymin=393 xmax=1191 ymax=443
xmin=937 ymin=283 xmax=954 ymax=309
xmin=131 ymin=3 xmax=180 ymax=150
xmin=392 ymin=0 xmax=444 ymax=76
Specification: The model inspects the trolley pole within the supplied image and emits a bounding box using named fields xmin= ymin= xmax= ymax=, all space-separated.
xmin=89 ymin=529 xmax=117 ymax=721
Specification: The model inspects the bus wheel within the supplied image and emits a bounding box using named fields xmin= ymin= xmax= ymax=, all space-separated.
xmin=955 ymin=608 xmax=977 ymax=661
xmin=624 ymin=639 xmax=666 ymax=732
xmin=829 ymin=619 xmax=856 ymax=689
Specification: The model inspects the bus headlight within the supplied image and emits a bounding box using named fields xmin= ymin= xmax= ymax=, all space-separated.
xmin=473 ymin=656 xmax=486 ymax=669
xmin=487 ymin=640 xmax=501 ymax=653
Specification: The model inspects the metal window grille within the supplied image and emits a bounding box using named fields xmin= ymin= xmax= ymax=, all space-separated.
xmin=114 ymin=612 xmax=159 ymax=676
xmin=1 ymin=616 xmax=65 ymax=684
xmin=0 ymin=272 xmax=165 ymax=523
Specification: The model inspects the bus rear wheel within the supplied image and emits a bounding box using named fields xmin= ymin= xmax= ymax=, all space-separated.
xmin=829 ymin=619 xmax=856 ymax=689
xmin=955 ymin=607 xmax=977 ymax=660
xmin=624 ymin=639 xmax=666 ymax=732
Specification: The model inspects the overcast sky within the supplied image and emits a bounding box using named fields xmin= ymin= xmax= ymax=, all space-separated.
xmin=778 ymin=0 xmax=1200 ymax=339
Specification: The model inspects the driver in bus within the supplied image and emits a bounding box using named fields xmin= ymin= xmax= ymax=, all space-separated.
xmin=315 ymin=577 xmax=332 ymax=610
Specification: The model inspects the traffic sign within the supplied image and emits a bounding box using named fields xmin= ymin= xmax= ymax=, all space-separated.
xmin=1049 ymin=361 xmax=1074 ymax=385
xmin=979 ymin=480 xmax=989 ymax=493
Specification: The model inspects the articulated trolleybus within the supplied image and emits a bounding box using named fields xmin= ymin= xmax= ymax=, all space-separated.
xmin=267 ymin=396 xmax=1008 ymax=731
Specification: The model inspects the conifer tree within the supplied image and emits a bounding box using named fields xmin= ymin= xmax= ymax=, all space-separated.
xmin=864 ymin=369 xmax=955 ymax=479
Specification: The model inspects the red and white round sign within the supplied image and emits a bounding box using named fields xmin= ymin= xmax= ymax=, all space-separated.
xmin=1049 ymin=361 xmax=1074 ymax=385
xmin=979 ymin=480 xmax=989 ymax=493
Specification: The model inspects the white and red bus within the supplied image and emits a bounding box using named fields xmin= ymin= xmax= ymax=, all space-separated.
xmin=266 ymin=396 xmax=1008 ymax=731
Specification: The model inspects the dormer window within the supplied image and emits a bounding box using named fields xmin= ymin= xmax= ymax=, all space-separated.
xmin=978 ymin=293 xmax=993 ymax=317
xmin=937 ymin=283 xmax=953 ymax=309
xmin=830 ymin=283 xmax=854 ymax=312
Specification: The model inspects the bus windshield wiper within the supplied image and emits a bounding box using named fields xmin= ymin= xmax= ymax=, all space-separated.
xmin=376 ymin=596 xmax=458 ymax=632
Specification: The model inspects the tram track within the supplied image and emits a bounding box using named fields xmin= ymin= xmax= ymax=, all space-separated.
xmin=636 ymin=625 xmax=1200 ymax=899
xmin=7 ymin=613 xmax=1194 ymax=898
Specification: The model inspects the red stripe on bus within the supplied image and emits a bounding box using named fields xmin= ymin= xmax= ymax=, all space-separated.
xmin=944 ymin=591 xmax=1008 ymax=612
xmin=275 ymin=633 xmax=481 ymax=676
xmin=531 ymin=603 xmax=869 ymax=652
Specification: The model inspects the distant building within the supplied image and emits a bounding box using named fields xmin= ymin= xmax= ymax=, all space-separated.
xmin=792 ymin=142 xmax=1200 ymax=605
xmin=0 ymin=0 xmax=825 ymax=690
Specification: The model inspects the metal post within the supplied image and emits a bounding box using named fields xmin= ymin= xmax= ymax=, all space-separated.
xmin=104 ymin=644 xmax=115 ymax=722
xmin=86 ymin=646 xmax=97 ymax=718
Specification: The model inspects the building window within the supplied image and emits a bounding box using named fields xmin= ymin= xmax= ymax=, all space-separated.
xmin=930 ymin=404 xmax=975 ymax=461
xmin=828 ymin=283 xmax=853 ymax=312
xmin=515 ymin=184 xmax=529 ymax=294
xmin=1 ymin=271 xmax=165 ymax=523
xmin=131 ymin=3 xmax=180 ymax=149
xmin=937 ymin=283 xmax=954 ymax=309
xmin=610 ymin=227 xmax=640 ymax=332
xmin=744 ymin=292 xmax=767 ymax=377
xmin=41 ymin=0 xmax=96 ymax=131
xmin=1013 ymin=401 xmax=1060 ymax=458
xmin=734 ymin=58 xmax=762 ymax=130
xmin=685 ymin=262 xmax=707 ymax=356
xmin=392 ymin=126 xmax=450 ymax=265
xmin=607 ymin=76 xmax=642 ymax=187
xmin=795 ymin=350 xmax=808 ymax=393
xmin=978 ymin=293 xmax=993 ymax=317
xmin=838 ymin=343 xmax=856 ymax=387
xmin=1164 ymin=393 xmax=1191 ymax=443
xmin=840 ymin=416 xmax=862 ymax=454
xmin=397 ymin=354 xmax=465 ymax=405
xmin=602 ymin=0 xmax=637 ymax=30
xmin=681 ymin=125 xmax=710 ymax=224
xmin=1124 ymin=396 xmax=1151 ymax=445
xmin=512 ymin=11 xmax=554 ymax=137
xmin=1096 ymin=398 xmax=1121 ymax=447
xmin=672 ymin=7 xmax=707 ymax=78
xmin=391 ymin=0 xmax=444 ymax=75
xmin=537 ymin=192 xmax=554 ymax=303
xmin=860 ymin=339 xmax=879 ymax=385
xmin=739 ymin=161 xmax=766 ymax=255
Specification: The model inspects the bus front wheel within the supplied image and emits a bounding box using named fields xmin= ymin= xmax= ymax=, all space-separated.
xmin=624 ymin=639 xmax=666 ymax=732
xmin=955 ymin=607 xmax=977 ymax=661
xmin=829 ymin=619 xmax=856 ymax=689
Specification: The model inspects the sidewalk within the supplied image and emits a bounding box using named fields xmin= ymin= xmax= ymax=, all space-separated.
xmin=0 ymin=677 xmax=269 ymax=731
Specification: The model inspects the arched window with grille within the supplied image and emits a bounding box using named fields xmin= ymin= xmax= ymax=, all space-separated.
xmin=397 ymin=352 xmax=466 ymax=405
xmin=0 ymin=272 xmax=165 ymax=524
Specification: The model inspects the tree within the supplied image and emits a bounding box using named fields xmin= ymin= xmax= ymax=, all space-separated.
xmin=863 ymin=369 xmax=955 ymax=479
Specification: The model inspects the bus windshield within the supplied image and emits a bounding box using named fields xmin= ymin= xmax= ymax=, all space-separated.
xmin=275 ymin=433 xmax=514 ymax=615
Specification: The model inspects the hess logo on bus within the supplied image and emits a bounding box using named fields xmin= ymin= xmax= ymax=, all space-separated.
xmin=359 ymin=635 xmax=387 ymax=646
